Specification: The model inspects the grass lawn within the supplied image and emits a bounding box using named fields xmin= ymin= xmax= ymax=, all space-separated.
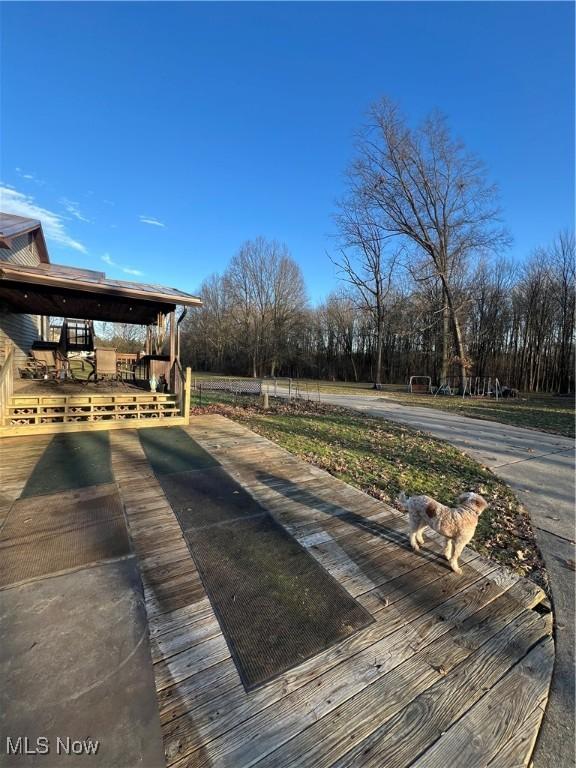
xmin=379 ymin=391 xmax=575 ymax=439
xmin=190 ymin=373 xmax=574 ymax=437
xmin=192 ymin=371 xmax=399 ymax=396
xmin=192 ymin=399 xmax=547 ymax=588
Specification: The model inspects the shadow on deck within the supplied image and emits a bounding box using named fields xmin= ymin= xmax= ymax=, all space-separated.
xmin=0 ymin=416 xmax=555 ymax=768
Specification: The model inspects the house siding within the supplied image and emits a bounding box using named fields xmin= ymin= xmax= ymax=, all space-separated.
xmin=0 ymin=233 xmax=43 ymax=367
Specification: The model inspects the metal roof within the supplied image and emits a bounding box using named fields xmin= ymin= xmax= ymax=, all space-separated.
xmin=0 ymin=211 xmax=202 ymax=323
xmin=0 ymin=212 xmax=50 ymax=262
xmin=0 ymin=212 xmax=42 ymax=238
xmin=0 ymin=261 xmax=202 ymax=307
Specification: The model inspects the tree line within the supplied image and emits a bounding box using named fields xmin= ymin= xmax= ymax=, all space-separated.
xmin=180 ymin=97 xmax=574 ymax=393
xmin=180 ymin=231 xmax=574 ymax=393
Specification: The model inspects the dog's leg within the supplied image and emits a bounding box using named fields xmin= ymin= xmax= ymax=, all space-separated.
xmin=444 ymin=538 xmax=453 ymax=561
xmin=409 ymin=514 xmax=421 ymax=551
xmin=416 ymin=525 xmax=427 ymax=546
xmin=449 ymin=534 xmax=472 ymax=574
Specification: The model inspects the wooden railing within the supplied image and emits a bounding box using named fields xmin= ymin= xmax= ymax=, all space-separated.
xmin=0 ymin=343 xmax=15 ymax=427
xmin=173 ymin=360 xmax=192 ymax=422
xmin=116 ymin=353 xmax=139 ymax=381
xmin=117 ymin=352 xmax=139 ymax=368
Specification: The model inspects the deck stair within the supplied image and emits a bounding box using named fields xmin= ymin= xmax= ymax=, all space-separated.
xmin=4 ymin=391 xmax=183 ymax=433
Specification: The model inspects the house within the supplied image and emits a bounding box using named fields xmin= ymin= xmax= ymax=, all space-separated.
xmin=0 ymin=212 xmax=202 ymax=434
xmin=0 ymin=213 xmax=50 ymax=368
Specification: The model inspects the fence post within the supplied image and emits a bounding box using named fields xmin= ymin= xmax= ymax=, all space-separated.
xmin=183 ymin=367 xmax=192 ymax=421
xmin=288 ymin=379 xmax=292 ymax=402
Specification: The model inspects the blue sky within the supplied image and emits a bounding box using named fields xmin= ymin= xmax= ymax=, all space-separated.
xmin=1 ymin=1 xmax=574 ymax=303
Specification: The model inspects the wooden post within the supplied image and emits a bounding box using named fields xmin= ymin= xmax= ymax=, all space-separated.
xmin=169 ymin=311 xmax=176 ymax=365
xmin=184 ymin=367 xmax=191 ymax=422
xmin=167 ymin=311 xmax=176 ymax=392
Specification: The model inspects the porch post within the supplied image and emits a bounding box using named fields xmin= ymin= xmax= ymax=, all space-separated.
xmin=169 ymin=311 xmax=176 ymax=391
xmin=169 ymin=311 xmax=176 ymax=366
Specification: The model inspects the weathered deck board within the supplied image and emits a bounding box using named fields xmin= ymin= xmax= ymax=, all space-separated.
xmin=486 ymin=703 xmax=547 ymax=768
xmin=165 ymin=572 xmax=521 ymax=768
xmin=113 ymin=414 xmax=549 ymax=768
xmin=173 ymin=416 xmax=552 ymax=768
xmin=327 ymin=613 xmax=551 ymax=768
xmin=260 ymin=580 xmax=550 ymax=768
xmin=0 ymin=434 xmax=52 ymax=527
xmin=178 ymin=562 xmax=517 ymax=757
xmin=1 ymin=415 xmax=549 ymax=768
xmin=110 ymin=432 xmax=206 ymax=631
xmin=408 ymin=637 xmax=554 ymax=768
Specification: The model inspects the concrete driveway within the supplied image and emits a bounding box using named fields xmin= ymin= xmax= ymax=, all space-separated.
xmin=280 ymin=389 xmax=575 ymax=767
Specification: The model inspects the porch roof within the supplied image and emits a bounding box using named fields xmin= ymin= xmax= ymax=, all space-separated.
xmin=0 ymin=261 xmax=202 ymax=324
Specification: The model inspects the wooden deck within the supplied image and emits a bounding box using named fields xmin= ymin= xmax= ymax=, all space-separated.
xmin=12 ymin=378 xmax=148 ymax=396
xmin=1 ymin=415 xmax=554 ymax=767
xmin=1 ymin=378 xmax=185 ymax=436
xmin=117 ymin=416 xmax=554 ymax=768
xmin=0 ymin=433 xmax=53 ymax=527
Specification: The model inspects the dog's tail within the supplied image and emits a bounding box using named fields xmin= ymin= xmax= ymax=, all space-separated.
xmin=396 ymin=491 xmax=409 ymax=511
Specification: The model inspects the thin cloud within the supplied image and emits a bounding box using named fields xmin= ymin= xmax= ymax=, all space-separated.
xmin=101 ymin=253 xmax=143 ymax=277
xmin=0 ymin=185 xmax=86 ymax=253
xmin=61 ymin=197 xmax=91 ymax=223
xmin=139 ymin=215 xmax=165 ymax=228
xmin=15 ymin=167 xmax=46 ymax=186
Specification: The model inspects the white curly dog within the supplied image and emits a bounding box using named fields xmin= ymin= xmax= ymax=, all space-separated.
xmin=397 ymin=491 xmax=488 ymax=574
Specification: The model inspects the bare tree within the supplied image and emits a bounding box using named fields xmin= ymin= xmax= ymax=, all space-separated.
xmin=226 ymin=248 xmax=260 ymax=377
xmin=268 ymin=250 xmax=308 ymax=376
xmin=550 ymin=232 xmax=575 ymax=393
xmin=326 ymin=291 xmax=361 ymax=381
xmin=348 ymin=97 xmax=509 ymax=385
xmin=226 ymin=237 xmax=307 ymax=377
xmin=333 ymin=197 xmax=397 ymax=386
xmin=94 ymin=321 xmax=146 ymax=352
xmin=468 ymin=258 xmax=514 ymax=378
xmin=181 ymin=273 xmax=230 ymax=371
